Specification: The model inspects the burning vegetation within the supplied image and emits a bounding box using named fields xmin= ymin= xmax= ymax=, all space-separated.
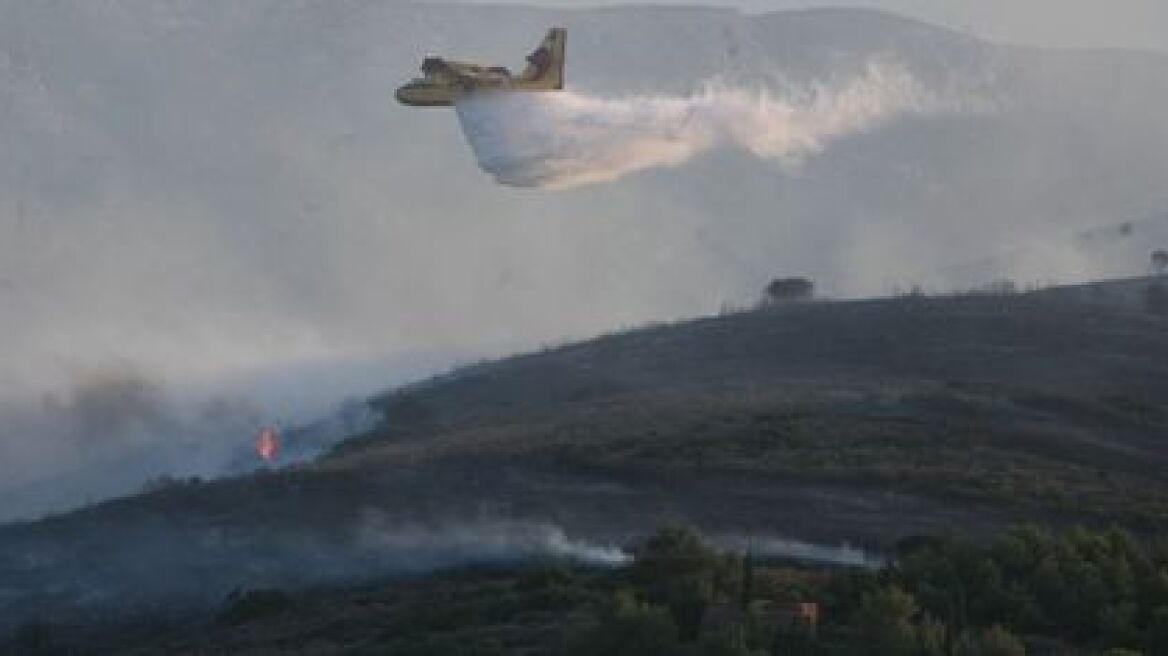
xmin=254 ymin=427 xmax=278 ymax=463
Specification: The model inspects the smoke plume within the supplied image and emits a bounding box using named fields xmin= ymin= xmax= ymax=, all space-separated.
xmin=716 ymin=534 xmax=885 ymax=569
xmin=455 ymin=61 xmax=949 ymax=189
xmin=357 ymin=512 xmax=631 ymax=569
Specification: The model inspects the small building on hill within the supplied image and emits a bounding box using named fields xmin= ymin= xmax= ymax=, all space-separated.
xmin=701 ymin=599 xmax=820 ymax=642
xmin=773 ymin=600 xmax=819 ymax=635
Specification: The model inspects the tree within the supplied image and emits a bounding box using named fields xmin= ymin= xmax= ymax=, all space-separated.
xmin=981 ymin=279 xmax=1017 ymax=296
xmin=1147 ymin=606 xmax=1168 ymax=656
xmin=764 ymin=277 xmax=814 ymax=305
xmin=11 ymin=620 xmax=58 ymax=654
xmin=632 ymin=525 xmax=735 ymax=639
xmin=1097 ymin=602 xmax=1139 ymax=648
xmin=953 ymin=625 xmax=1025 ymax=656
xmin=1151 ymin=250 xmax=1168 ymax=275
xmin=569 ymin=589 xmax=681 ymax=656
xmin=856 ymin=586 xmax=923 ymax=656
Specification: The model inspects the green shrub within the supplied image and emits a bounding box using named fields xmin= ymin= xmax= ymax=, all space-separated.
xmin=632 ymin=525 xmax=737 ymax=638
xmin=953 ymin=625 xmax=1025 ymax=656
xmin=11 ymin=620 xmax=58 ymax=654
xmin=568 ymin=589 xmax=681 ymax=656
xmin=855 ymin=586 xmax=925 ymax=656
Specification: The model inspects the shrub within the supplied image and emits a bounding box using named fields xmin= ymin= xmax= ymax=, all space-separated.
xmin=11 ymin=620 xmax=58 ymax=654
xmin=568 ymin=589 xmax=681 ymax=656
xmin=1151 ymin=250 xmax=1168 ymax=275
xmin=1147 ymin=606 xmax=1168 ymax=656
xmin=764 ymin=278 xmax=814 ymax=304
xmin=953 ymin=625 xmax=1026 ymax=656
xmin=632 ymin=525 xmax=737 ymax=638
xmin=855 ymin=586 xmax=924 ymax=656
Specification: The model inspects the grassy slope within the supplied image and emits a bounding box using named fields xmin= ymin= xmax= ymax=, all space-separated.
xmin=334 ymin=290 xmax=1168 ymax=530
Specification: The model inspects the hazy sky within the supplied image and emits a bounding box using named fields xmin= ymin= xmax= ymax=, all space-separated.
xmin=458 ymin=1 xmax=1168 ymax=53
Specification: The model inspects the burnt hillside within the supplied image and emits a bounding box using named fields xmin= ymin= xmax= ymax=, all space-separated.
xmin=3 ymin=288 xmax=1168 ymax=633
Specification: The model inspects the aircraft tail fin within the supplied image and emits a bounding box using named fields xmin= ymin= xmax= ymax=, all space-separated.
xmin=520 ymin=28 xmax=566 ymax=89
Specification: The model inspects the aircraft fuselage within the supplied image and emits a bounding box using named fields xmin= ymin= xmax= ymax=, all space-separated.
xmin=395 ymin=78 xmax=560 ymax=107
xmin=394 ymin=81 xmax=463 ymax=107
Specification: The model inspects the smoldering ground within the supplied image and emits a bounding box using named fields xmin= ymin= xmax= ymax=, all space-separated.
xmin=0 ymin=495 xmax=888 ymax=635
xmin=0 ymin=508 xmax=629 ymax=633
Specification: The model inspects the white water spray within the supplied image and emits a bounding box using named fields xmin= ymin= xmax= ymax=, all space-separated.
xmin=455 ymin=61 xmax=953 ymax=189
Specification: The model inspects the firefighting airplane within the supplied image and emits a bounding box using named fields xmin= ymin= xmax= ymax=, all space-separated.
xmin=395 ymin=28 xmax=566 ymax=107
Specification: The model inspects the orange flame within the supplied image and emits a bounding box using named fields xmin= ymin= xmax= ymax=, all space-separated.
xmin=255 ymin=427 xmax=278 ymax=462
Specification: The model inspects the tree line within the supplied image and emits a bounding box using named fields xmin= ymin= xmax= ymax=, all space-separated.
xmin=571 ymin=524 xmax=1168 ymax=655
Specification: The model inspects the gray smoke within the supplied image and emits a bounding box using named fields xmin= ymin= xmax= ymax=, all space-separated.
xmin=455 ymin=61 xmax=965 ymax=189
xmin=717 ymin=534 xmax=885 ymax=569
xmin=357 ymin=511 xmax=631 ymax=568
xmin=0 ymin=362 xmax=396 ymax=523
xmin=0 ymin=512 xmax=630 ymax=632
xmin=0 ymin=366 xmax=262 ymax=522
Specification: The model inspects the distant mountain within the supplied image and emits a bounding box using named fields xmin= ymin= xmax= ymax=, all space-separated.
xmin=1 ymin=1 xmax=1166 ymax=374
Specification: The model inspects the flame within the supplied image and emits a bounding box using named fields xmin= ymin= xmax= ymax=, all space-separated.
xmin=255 ymin=427 xmax=278 ymax=462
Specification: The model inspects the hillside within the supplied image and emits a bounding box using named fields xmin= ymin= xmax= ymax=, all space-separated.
xmin=3 ymin=2 xmax=1168 ymax=522
xmin=335 ymin=284 xmax=1168 ymax=531
xmin=3 ymin=287 xmax=1168 ymax=635
xmin=3 ymin=2 xmax=1168 ymax=647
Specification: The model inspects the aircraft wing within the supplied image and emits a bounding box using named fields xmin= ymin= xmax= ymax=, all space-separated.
xmin=421 ymin=57 xmax=508 ymax=84
xmin=445 ymin=61 xmax=488 ymax=76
